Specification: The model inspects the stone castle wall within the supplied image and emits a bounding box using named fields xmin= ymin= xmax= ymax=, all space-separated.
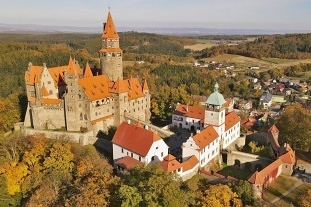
xmin=22 ymin=127 xmax=96 ymax=145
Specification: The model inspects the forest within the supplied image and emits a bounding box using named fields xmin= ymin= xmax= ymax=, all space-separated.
xmin=199 ymin=34 xmax=311 ymax=59
xmin=1 ymin=32 xmax=311 ymax=131
xmin=0 ymin=133 xmax=258 ymax=207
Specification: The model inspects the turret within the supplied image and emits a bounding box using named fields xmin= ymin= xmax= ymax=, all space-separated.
xmin=204 ymin=82 xmax=226 ymax=135
xmin=100 ymin=11 xmax=123 ymax=81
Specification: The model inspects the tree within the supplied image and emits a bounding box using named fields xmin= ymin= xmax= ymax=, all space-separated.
xmin=118 ymin=185 xmax=142 ymax=207
xmin=65 ymin=153 xmax=120 ymax=207
xmin=277 ymin=103 xmax=311 ymax=150
xmin=119 ymin=164 xmax=188 ymax=207
xmin=228 ymin=180 xmax=254 ymax=206
xmin=201 ymin=184 xmax=242 ymax=207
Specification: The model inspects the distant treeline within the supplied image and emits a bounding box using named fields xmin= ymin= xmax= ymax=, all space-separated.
xmin=199 ymin=34 xmax=311 ymax=59
xmin=195 ymin=35 xmax=248 ymax=41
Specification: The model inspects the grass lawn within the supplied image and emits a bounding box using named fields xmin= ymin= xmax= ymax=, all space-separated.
xmin=217 ymin=166 xmax=253 ymax=180
xmin=263 ymin=175 xmax=298 ymax=202
xmin=274 ymin=183 xmax=311 ymax=207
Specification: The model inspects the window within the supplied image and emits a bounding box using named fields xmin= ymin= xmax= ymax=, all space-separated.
xmin=48 ymin=81 xmax=51 ymax=84
xmin=139 ymin=156 xmax=141 ymax=161
xmin=151 ymin=156 xmax=155 ymax=161
xmin=161 ymin=152 xmax=163 ymax=157
xmin=131 ymin=153 xmax=133 ymax=158
xmin=122 ymin=148 xmax=124 ymax=153
xmin=49 ymin=90 xmax=53 ymax=95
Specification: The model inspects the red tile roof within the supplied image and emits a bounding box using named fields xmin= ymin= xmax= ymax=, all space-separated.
xmin=173 ymin=104 xmax=205 ymax=122
xmin=99 ymin=48 xmax=122 ymax=53
xmin=193 ymin=125 xmax=219 ymax=150
xmin=109 ymin=77 xmax=129 ymax=94
xmin=25 ymin=65 xmax=43 ymax=86
xmin=48 ymin=66 xmax=67 ymax=86
xmin=182 ymin=155 xmax=199 ymax=172
xmin=279 ymin=149 xmax=296 ymax=164
xmin=127 ymin=78 xmax=145 ymax=100
xmin=83 ymin=62 xmax=93 ymax=78
xmin=79 ymin=75 xmax=111 ymax=101
xmin=40 ymin=98 xmax=62 ymax=105
xmin=41 ymin=85 xmax=49 ymax=97
xmin=67 ymin=56 xmax=80 ymax=75
xmin=115 ymin=156 xmax=143 ymax=170
xmin=248 ymin=159 xmax=283 ymax=185
xmin=102 ymin=11 xmax=119 ymax=39
xmin=109 ymin=78 xmax=145 ymax=100
xmin=112 ymin=122 xmax=162 ymax=156
xmin=28 ymin=97 xmax=36 ymax=103
xmin=160 ymin=154 xmax=182 ymax=173
xmin=91 ymin=115 xmax=114 ymax=125
xmin=225 ymin=111 xmax=240 ymax=131
xmin=248 ymin=171 xmax=264 ymax=185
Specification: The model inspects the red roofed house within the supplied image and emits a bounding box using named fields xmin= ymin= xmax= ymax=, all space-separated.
xmin=172 ymin=104 xmax=205 ymax=131
xmin=248 ymin=146 xmax=296 ymax=198
xmin=160 ymin=154 xmax=199 ymax=181
xmin=112 ymin=121 xmax=169 ymax=171
xmin=23 ymin=11 xmax=151 ymax=144
xmin=181 ymin=83 xmax=241 ymax=169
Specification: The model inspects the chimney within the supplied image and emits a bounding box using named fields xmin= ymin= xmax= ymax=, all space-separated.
xmin=127 ymin=120 xmax=131 ymax=125
xmin=196 ymin=129 xmax=201 ymax=134
xmin=186 ymin=104 xmax=189 ymax=112
xmin=145 ymin=125 xmax=149 ymax=130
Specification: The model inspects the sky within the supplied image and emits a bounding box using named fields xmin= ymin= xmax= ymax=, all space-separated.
xmin=1 ymin=0 xmax=311 ymax=31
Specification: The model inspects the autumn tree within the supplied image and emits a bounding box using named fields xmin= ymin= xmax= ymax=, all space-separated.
xmin=118 ymin=164 xmax=188 ymax=207
xmin=277 ymin=103 xmax=311 ymax=150
xmin=228 ymin=180 xmax=254 ymax=206
xmin=0 ymin=134 xmax=118 ymax=206
xmin=201 ymin=184 xmax=242 ymax=207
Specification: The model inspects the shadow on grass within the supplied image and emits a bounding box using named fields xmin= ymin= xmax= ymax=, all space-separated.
xmin=217 ymin=166 xmax=253 ymax=180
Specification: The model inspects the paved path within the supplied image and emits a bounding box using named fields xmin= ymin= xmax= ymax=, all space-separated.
xmin=270 ymin=180 xmax=303 ymax=204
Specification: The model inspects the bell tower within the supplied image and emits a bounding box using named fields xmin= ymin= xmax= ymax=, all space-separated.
xmin=100 ymin=11 xmax=123 ymax=82
xmin=204 ymin=82 xmax=226 ymax=136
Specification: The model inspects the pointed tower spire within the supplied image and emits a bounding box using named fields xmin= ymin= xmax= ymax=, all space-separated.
xmin=214 ymin=82 xmax=219 ymax=92
xmin=102 ymin=11 xmax=119 ymax=39
xmin=84 ymin=62 xmax=93 ymax=78
xmin=100 ymin=11 xmax=123 ymax=81
xmin=67 ymin=56 xmax=80 ymax=75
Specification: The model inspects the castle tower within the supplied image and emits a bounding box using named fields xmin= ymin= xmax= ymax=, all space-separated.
xmin=64 ymin=57 xmax=85 ymax=131
xmin=100 ymin=11 xmax=123 ymax=81
xmin=204 ymin=82 xmax=226 ymax=136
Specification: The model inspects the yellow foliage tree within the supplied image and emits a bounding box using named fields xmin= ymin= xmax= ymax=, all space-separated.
xmin=201 ymin=184 xmax=242 ymax=207
xmin=6 ymin=162 xmax=29 ymax=195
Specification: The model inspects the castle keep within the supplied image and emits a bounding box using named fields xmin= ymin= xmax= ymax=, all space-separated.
xmin=23 ymin=12 xmax=151 ymax=135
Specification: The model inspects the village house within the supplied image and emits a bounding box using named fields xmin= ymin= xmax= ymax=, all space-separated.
xmin=113 ymin=83 xmax=241 ymax=180
xmin=260 ymin=92 xmax=272 ymax=109
xmin=112 ymin=120 xmax=199 ymax=180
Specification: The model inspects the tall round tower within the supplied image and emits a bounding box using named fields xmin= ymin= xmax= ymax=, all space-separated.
xmin=100 ymin=11 xmax=123 ymax=81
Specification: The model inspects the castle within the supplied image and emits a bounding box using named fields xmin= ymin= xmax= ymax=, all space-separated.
xmin=23 ymin=12 xmax=151 ymax=136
